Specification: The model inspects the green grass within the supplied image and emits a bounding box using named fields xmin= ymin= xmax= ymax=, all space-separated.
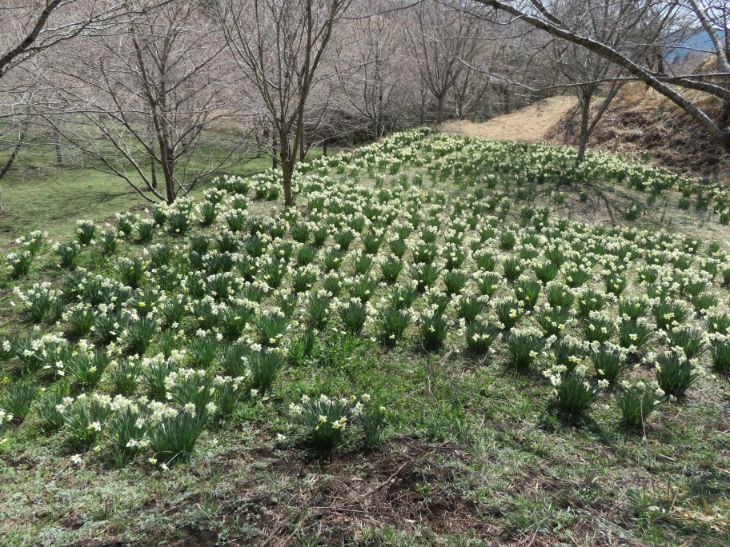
xmin=0 ymin=138 xmax=325 ymax=245
xmin=0 ymin=130 xmax=728 ymax=545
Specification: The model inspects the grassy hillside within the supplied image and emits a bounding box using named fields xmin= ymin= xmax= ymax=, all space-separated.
xmin=0 ymin=137 xmax=294 ymax=246
xmin=1 ymin=130 xmax=729 ymax=545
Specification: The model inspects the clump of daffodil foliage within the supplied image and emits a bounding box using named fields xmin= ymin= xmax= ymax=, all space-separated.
xmin=1 ymin=129 xmax=728 ymax=471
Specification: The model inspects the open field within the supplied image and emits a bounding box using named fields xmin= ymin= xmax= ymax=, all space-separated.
xmin=0 ymin=136 xmax=321 ymax=246
xmin=1 ymin=130 xmax=729 ymax=545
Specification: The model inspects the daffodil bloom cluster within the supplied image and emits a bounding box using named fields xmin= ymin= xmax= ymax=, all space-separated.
xmin=1 ymin=128 xmax=728 ymax=463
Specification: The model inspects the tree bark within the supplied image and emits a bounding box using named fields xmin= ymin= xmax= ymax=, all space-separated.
xmin=503 ymin=85 xmax=512 ymax=114
xmin=0 ymin=130 xmax=26 ymax=181
xmin=53 ymin=128 xmax=64 ymax=165
xmin=0 ymin=128 xmax=27 ymax=214
xmin=576 ymin=89 xmax=592 ymax=165
xmin=436 ymin=95 xmax=445 ymax=124
xmin=279 ymin=125 xmax=295 ymax=207
xmin=148 ymin=121 xmax=157 ymax=189
xmin=271 ymin=128 xmax=278 ymax=169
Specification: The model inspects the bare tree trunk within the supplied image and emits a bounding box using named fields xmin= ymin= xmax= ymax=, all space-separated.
xmin=455 ymin=93 xmax=464 ymax=119
xmin=162 ymin=152 xmax=175 ymax=204
xmin=0 ymin=128 xmax=27 ymax=214
xmin=52 ymin=128 xmax=64 ymax=165
xmin=277 ymin=124 xmax=295 ymax=207
xmin=577 ymin=89 xmax=592 ymax=165
xmin=148 ymin=121 xmax=157 ymax=189
xmin=418 ymin=91 xmax=426 ymax=125
xmin=281 ymin=152 xmax=294 ymax=207
xmin=271 ymin=126 xmax=278 ymax=169
xmin=503 ymin=85 xmax=512 ymax=114
xmin=436 ymin=94 xmax=445 ymax=124
xmin=0 ymin=130 xmax=26 ymax=182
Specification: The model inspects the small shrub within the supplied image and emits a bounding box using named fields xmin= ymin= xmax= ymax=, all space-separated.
xmin=59 ymin=394 xmax=113 ymax=450
xmin=66 ymin=350 xmax=110 ymax=392
xmin=249 ymin=349 xmax=284 ymax=393
xmin=148 ymin=401 xmax=206 ymax=463
xmin=137 ymin=220 xmax=155 ymax=243
xmin=465 ymin=320 xmax=499 ymax=355
xmin=709 ymin=334 xmax=730 ymax=374
xmin=419 ymin=306 xmax=448 ymax=352
xmin=377 ymin=307 xmax=411 ymax=347
xmin=339 ymin=299 xmax=368 ymax=335
xmin=590 ymin=344 xmax=628 ymax=388
xmin=75 ymin=220 xmax=97 ymax=245
xmin=256 ymin=309 xmax=288 ymax=347
xmin=455 ymin=295 xmax=484 ymax=325
xmin=36 ymin=386 xmax=68 ymax=432
xmin=477 ymin=272 xmax=502 ymax=296
xmin=411 ymin=263 xmax=440 ymax=293
xmin=380 ymin=257 xmax=403 ymax=285
xmin=665 ymin=327 xmax=705 ymax=360
xmin=494 ymin=298 xmax=522 ymax=330
xmin=107 ymin=398 xmax=148 ymax=467
xmin=653 ymin=301 xmax=689 ymax=330
xmin=111 ymin=358 xmax=141 ymax=396
xmin=358 ymin=396 xmax=387 ymax=447
xmin=55 ymin=242 xmax=81 ymax=270
xmin=125 ymin=318 xmax=157 ymax=355
xmin=501 ymin=257 xmax=523 ymax=283
xmin=544 ymin=365 xmax=596 ymax=422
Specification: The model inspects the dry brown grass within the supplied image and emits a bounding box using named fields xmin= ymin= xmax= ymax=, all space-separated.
xmin=439 ymin=96 xmax=577 ymax=142
xmin=550 ymin=82 xmax=730 ymax=185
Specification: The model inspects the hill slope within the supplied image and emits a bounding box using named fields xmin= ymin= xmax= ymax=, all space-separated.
xmin=550 ymin=83 xmax=730 ymax=184
xmin=440 ymin=96 xmax=577 ymax=142
xmin=1 ymin=131 xmax=729 ymax=545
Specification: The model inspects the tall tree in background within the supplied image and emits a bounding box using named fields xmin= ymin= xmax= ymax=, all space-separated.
xmin=332 ymin=5 xmax=404 ymax=141
xmin=0 ymin=0 xmax=173 ymax=211
xmin=54 ymin=0 xmax=236 ymax=204
xmin=405 ymin=1 xmax=483 ymax=124
xmin=0 ymin=0 xmax=127 ymax=211
xmin=468 ymin=0 xmax=730 ymax=152
xmin=218 ymin=0 xmax=352 ymax=207
xmin=542 ymin=0 xmax=680 ymax=164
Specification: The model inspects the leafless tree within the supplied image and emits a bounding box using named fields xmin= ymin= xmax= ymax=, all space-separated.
xmin=218 ymin=0 xmax=352 ymax=207
xmin=0 ymin=1 xmax=133 ymax=80
xmin=330 ymin=5 xmax=405 ymax=140
xmin=0 ymin=0 xmax=175 ymax=210
xmin=537 ymin=0 xmax=680 ymax=163
xmin=0 ymin=1 xmax=116 ymax=210
xmin=469 ymin=0 xmax=730 ymax=152
xmin=405 ymin=1 xmax=483 ymax=124
xmin=52 ymin=0 xmax=239 ymax=204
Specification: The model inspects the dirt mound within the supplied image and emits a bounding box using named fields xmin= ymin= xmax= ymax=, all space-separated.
xmin=550 ymin=82 xmax=730 ymax=184
xmin=440 ymin=96 xmax=577 ymax=142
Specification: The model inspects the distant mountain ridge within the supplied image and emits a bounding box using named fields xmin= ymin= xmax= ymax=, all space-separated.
xmin=666 ymin=30 xmax=727 ymax=63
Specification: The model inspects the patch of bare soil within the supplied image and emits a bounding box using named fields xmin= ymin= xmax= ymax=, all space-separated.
xmin=258 ymin=436 xmax=497 ymax=545
xmin=440 ymin=96 xmax=578 ymax=143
